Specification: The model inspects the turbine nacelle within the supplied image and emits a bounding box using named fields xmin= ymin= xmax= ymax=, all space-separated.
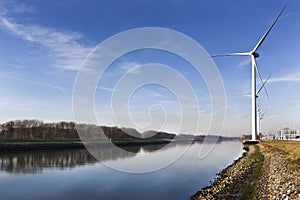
xmin=252 ymin=52 xmax=260 ymax=58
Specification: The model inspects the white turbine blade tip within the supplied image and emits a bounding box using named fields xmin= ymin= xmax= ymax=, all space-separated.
xmin=253 ymin=4 xmax=287 ymax=52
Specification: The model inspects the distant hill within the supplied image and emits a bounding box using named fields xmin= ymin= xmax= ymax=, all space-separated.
xmin=121 ymin=127 xmax=142 ymax=138
xmin=142 ymin=130 xmax=176 ymax=139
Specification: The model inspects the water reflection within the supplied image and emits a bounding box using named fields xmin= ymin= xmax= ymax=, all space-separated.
xmin=0 ymin=142 xmax=184 ymax=174
xmin=0 ymin=144 xmax=147 ymax=174
xmin=0 ymin=149 xmax=95 ymax=174
xmin=0 ymin=141 xmax=243 ymax=200
xmin=0 ymin=141 xmax=234 ymax=175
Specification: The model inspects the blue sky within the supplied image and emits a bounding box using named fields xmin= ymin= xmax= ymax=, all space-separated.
xmin=0 ymin=0 xmax=299 ymax=136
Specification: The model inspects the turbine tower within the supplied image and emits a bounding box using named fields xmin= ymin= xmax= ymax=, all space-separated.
xmin=259 ymin=107 xmax=269 ymax=137
xmin=257 ymin=104 xmax=261 ymax=138
xmin=211 ymin=5 xmax=287 ymax=141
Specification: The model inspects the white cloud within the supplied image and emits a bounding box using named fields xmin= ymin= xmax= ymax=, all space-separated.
xmin=0 ymin=1 xmax=36 ymax=15
xmin=0 ymin=72 xmax=64 ymax=92
xmin=98 ymin=86 xmax=115 ymax=92
xmin=120 ymin=61 xmax=142 ymax=74
xmin=271 ymin=105 xmax=300 ymax=114
xmin=5 ymin=63 xmax=26 ymax=69
xmin=99 ymin=61 xmax=143 ymax=78
xmin=232 ymin=92 xmax=251 ymax=99
xmin=151 ymin=91 xmax=166 ymax=98
xmin=11 ymin=2 xmax=36 ymax=14
xmin=32 ymin=82 xmax=65 ymax=92
xmin=0 ymin=11 xmax=93 ymax=71
xmin=270 ymin=70 xmax=300 ymax=83
xmin=238 ymin=58 xmax=251 ymax=69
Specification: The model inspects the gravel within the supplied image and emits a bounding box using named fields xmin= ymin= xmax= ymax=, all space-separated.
xmin=255 ymin=147 xmax=300 ymax=200
xmin=191 ymin=144 xmax=300 ymax=200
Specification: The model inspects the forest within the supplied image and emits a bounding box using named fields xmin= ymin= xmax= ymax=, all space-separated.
xmin=0 ymin=119 xmax=175 ymax=140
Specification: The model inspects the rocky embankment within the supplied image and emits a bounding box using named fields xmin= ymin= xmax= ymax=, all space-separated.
xmin=191 ymin=142 xmax=300 ymax=200
xmin=256 ymin=144 xmax=300 ymax=200
xmin=191 ymin=145 xmax=262 ymax=199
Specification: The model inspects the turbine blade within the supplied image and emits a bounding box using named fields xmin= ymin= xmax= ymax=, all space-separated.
xmin=252 ymin=4 xmax=287 ymax=52
xmin=210 ymin=52 xmax=250 ymax=58
xmin=257 ymin=74 xmax=272 ymax=95
xmin=261 ymin=108 xmax=269 ymax=119
xmin=254 ymin=59 xmax=270 ymax=99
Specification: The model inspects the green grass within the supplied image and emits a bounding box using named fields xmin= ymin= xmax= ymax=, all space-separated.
xmin=260 ymin=140 xmax=300 ymax=170
xmin=240 ymin=145 xmax=264 ymax=200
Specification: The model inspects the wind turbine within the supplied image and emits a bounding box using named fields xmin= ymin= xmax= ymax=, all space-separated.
xmin=256 ymin=74 xmax=271 ymax=139
xmin=257 ymin=102 xmax=269 ymax=139
xmin=211 ymin=5 xmax=287 ymax=141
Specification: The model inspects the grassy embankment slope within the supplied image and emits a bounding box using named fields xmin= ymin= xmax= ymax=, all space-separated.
xmin=259 ymin=140 xmax=300 ymax=169
xmin=255 ymin=140 xmax=300 ymax=199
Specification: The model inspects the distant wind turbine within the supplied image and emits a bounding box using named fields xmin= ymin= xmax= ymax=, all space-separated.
xmin=211 ymin=5 xmax=287 ymax=141
xmin=256 ymin=74 xmax=271 ymax=139
xmin=257 ymin=102 xmax=269 ymax=138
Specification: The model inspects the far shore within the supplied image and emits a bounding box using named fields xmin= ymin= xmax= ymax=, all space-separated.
xmin=0 ymin=120 xmax=240 ymax=152
xmin=0 ymin=137 xmax=240 ymax=152
xmin=0 ymin=139 xmax=171 ymax=151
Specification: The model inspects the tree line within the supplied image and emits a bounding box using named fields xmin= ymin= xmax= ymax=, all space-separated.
xmin=0 ymin=119 xmax=144 ymax=140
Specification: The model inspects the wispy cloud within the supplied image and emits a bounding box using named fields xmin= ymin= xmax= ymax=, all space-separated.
xmin=5 ymin=63 xmax=26 ymax=69
xmin=0 ymin=1 xmax=36 ymax=15
xmin=101 ymin=61 xmax=143 ymax=78
xmin=237 ymin=58 xmax=251 ymax=69
xmin=270 ymin=70 xmax=300 ymax=83
xmin=31 ymin=82 xmax=65 ymax=92
xmin=0 ymin=3 xmax=93 ymax=71
xmin=238 ymin=93 xmax=251 ymax=98
xmin=272 ymin=105 xmax=300 ymax=114
xmin=151 ymin=91 xmax=166 ymax=98
xmin=0 ymin=72 xmax=64 ymax=92
xmin=120 ymin=61 xmax=142 ymax=74
xmin=98 ymin=86 xmax=115 ymax=92
xmin=10 ymin=2 xmax=36 ymax=14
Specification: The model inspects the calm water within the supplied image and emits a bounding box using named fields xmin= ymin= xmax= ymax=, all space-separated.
xmin=0 ymin=141 xmax=242 ymax=200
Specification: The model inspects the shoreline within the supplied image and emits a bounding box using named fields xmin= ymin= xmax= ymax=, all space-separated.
xmin=0 ymin=140 xmax=173 ymax=151
xmin=0 ymin=138 xmax=239 ymax=152
xmin=191 ymin=144 xmax=259 ymax=199
xmin=191 ymin=140 xmax=300 ymax=199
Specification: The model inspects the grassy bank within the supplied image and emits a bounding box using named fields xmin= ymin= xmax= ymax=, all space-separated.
xmin=260 ymin=140 xmax=300 ymax=169
xmin=240 ymin=145 xmax=264 ymax=199
xmin=256 ymin=140 xmax=300 ymax=199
